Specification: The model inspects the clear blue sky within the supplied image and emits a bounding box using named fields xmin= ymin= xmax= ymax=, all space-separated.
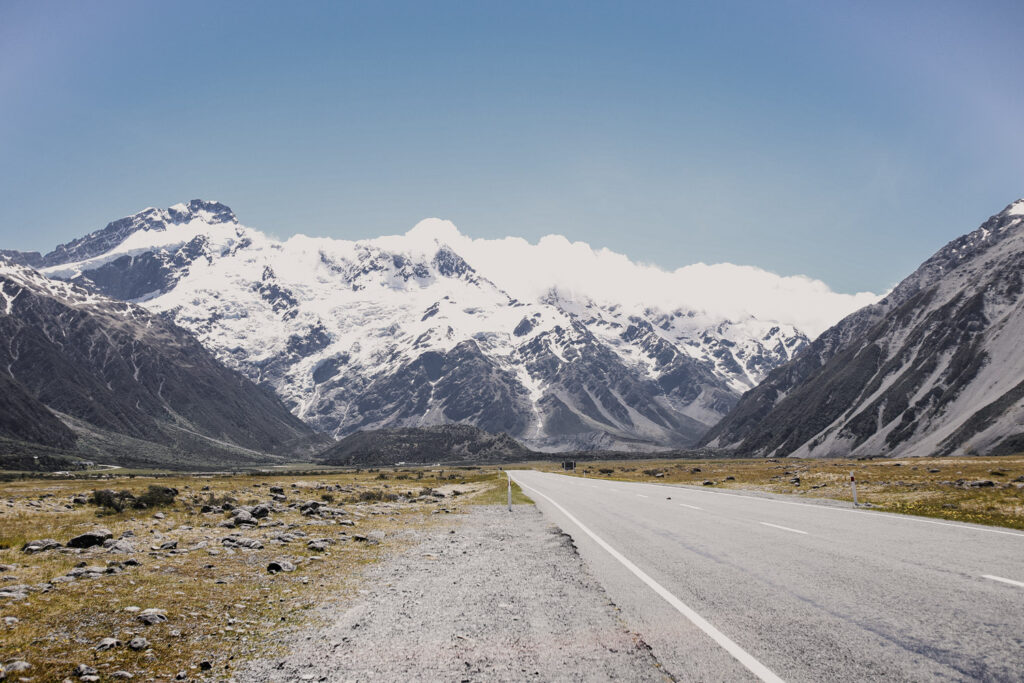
xmin=1 ymin=0 xmax=1022 ymax=293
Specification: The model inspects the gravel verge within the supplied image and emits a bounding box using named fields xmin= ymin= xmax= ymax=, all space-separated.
xmin=239 ymin=505 xmax=670 ymax=682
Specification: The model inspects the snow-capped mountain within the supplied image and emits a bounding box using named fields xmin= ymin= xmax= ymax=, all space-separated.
xmin=7 ymin=200 xmax=818 ymax=450
xmin=703 ymin=200 xmax=1024 ymax=458
xmin=0 ymin=256 xmax=319 ymax=468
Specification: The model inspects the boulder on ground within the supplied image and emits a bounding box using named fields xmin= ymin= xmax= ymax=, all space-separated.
xmin=68 ymin=528 xmax=113 ymax=549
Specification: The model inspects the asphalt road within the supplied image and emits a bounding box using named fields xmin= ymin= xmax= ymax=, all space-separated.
xmin=509 ymin=470 xmax=1024 ymax=682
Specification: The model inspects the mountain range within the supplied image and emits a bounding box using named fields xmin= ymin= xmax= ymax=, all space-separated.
xmin=703 ymin=199 xmax=1024 ymax=459
xmin=4 ymin=200 xmax=812 ymax=452
xmin=6 ymin=197 xmax=1023 ymax=465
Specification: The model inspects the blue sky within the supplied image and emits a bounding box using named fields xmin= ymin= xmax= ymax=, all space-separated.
xmin=1 ymin=0 xmax=1021 ymax=294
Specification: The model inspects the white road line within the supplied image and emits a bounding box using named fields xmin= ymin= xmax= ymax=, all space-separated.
xmin=609 ymin=488 xmax=619 ymax=492
xmin=983 ymin=574 xmax=1024 ymax=588
xmin=636 ymin=494 xmax=649 ymax=498
xmin=514 ymin=477 xmax=785 ymax=683
xmin=679 ymin=503 xmax=703 ymax=510
xmin=760 ymin=522 xmax=808 ymax=535
xmin=643 ymin=482 xmax=1024 ymax=539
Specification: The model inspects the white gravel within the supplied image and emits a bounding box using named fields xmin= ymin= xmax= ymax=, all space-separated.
xmin=240 ymin=505 xmax=670 ymax=682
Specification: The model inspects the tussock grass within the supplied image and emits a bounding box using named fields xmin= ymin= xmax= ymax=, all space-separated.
xmin=0 ymin=468 xmax=483 ymax=680
xmin=527 ymin=454 xmax=1024 ymax=530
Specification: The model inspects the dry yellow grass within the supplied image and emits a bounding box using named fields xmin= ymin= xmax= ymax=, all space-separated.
xmin=526 ymin=454 xmax=1024 ymax=529
xmin=0 ymin=467 xmax=508 ymax=681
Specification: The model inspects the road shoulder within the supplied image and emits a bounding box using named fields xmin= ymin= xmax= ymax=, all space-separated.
xmin=238 ymin=505 xmax=670 ymax=682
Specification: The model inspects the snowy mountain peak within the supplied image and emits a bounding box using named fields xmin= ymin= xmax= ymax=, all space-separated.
xmin=18 ymin=200 xmax=829 ymax=451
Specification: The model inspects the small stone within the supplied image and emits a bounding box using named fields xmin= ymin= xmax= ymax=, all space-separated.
xmin=137 ymin=608 xmax=167 ymax=625
xmin=267 ymin=560 xmax=296 ymax=574
xmin=702 ymin=480 xmax=715 ymax=486
xmin=109 ymin=672 xmax=134 ymax=680
xmin=96 ymin=637 xmax=122 ymax=651
xmin=128 ymin=637 xmax=150 ymax=651
xmin=5 ymin=661 xmax=31 ymax=674
xmin=307 ymin=540 xmax=328 ymax=552
xmin=74 ymin=663 xmax=98 ymax=677
xmin=21 ymin=538 xmax=61 ymax=553
xmin=199 ymin=661 xmax=213 ymax=671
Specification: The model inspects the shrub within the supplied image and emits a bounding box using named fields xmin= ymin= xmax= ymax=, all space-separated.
xmin=320 ymin=492 xmax=335 ymax=503
xmin=599 ymin=468 xmax=614 ymax=475
xmin=134 ymin=485 xmax=178 ymax=509
xmin=91 ymin=489 xmax=134 ymax=512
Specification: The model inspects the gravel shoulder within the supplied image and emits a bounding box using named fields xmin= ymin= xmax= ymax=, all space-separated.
xmin=239 ymin=505 xmax=670 ymax=682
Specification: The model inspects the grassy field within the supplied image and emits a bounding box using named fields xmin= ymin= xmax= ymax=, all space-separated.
xmin=0 ymin=466 xmax=514 ymax=681
xmin=526 ymin=454 xmax=1024 ymax=530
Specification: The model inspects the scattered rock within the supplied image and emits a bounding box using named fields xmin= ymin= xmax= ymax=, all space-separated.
xmin=232 ymin=510 xmax=255 ymax=527
xmin=969 ymin=480 xmax=995 ymax=488
xmin=68 ymin=528 xmax=113 ymax=549
xmin=109 ymin=672 xmax=134 ymax=679
xmin=137 ymin=608 xmax=167 ymax=625
xmin=22 ymin=538 xmax=61 ymax=553
xmin=73 ymin=664 xmax=98 ymax=678
xmin=251 ymin=504 xmax=271 ymax=519
xmin=128 ymin=637 xmax=150 ymax=651
xmin=96 ymin=637 xmax=122 ymax=651
xmin=267 ymin=560 xmax=296 ymax=574
xmin=3 ymin=616 xmax=18 ymax=627
xmin=199 ymin=661 xmax=213 ymax=671
xmin=107 ymin=539 xmax=137 ymax=554
xmin=4 ymin=661 xmax=31 ymax=674
xmin=307 ymin=540 xmax=329 ymax=552
xmin=153 ymin=512 xmax=166 ymax=520
xmin=702 ymin=480 xmax=715 ymax=486
xmin=222 ymin=535 xmax=264 ymax=550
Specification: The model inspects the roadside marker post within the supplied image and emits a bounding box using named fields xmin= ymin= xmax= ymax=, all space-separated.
xmin=507 ymin=471 xmax=512 ymax=512
xmin=850 ymin=471 xmax=858 ymax=506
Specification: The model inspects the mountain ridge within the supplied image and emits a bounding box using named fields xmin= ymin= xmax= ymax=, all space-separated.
xmin=4 ymin=201 xmax=820 ymax=451
xmin=702 ymin=200 xmax=1024 ymax=458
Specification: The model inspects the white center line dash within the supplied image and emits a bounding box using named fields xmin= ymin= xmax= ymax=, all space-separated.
xmin=983 ymin=574 xmax=1024 ymax=588
xmin=760 ymin=522 xmax=808 ymax=535
xmin=636 ymin=494 xmax=649 ymax=498
xmin=679 ymin=503 xmax=702 ymax=510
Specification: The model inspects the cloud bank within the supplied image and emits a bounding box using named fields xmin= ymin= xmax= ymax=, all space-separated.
xmin=399 ymin=219 xmax=881 ymax=338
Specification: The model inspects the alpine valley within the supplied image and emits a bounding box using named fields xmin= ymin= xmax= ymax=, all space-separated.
xmin=4 ymin=200 xmax=816 ymax=453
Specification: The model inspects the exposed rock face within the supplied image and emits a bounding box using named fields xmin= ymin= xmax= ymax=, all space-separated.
xmin=7 ymin=201 xmax=810 ymax=451
xmin=0 ymin=258 xmax=323 ymax=468
xmin=703 ymin=200 xmax=1024 ymax=458
xmin=317 ymin=424 xmax=533 ymax=466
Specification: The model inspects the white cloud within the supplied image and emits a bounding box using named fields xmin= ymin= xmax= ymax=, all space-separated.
xmin=398 ymin=218 xmax=881 ymax=337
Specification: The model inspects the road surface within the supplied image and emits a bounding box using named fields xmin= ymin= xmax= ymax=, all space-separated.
xmin=509 ymin=470 xmax=1024 ymax=682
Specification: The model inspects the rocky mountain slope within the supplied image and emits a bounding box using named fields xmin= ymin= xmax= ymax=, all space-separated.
xmin=6 ymin=200 xmax=812 ymax=451
xmin=702 ymin=200 xmax=1024 ymax=458
xmin=0 ymin=257 xmax=323 ymax=468
xmin=316 ymin=424 xmax=533 ymax=466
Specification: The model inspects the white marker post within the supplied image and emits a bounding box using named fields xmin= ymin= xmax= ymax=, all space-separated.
xmin=850 ymin=471 xmax=858 ymax=506
xmin=507 ymin=471 xmax=512 ymax=512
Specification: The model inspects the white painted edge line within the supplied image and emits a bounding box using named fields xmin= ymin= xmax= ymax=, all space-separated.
xmin=514 ymin=477 xmax=785 ymax=683
xmin=760 ymin=522 xmax=808 ymax=535
xmin=679 ymin=503 xmax=703 ymax=510
xmin=636 ymin=494 xmax=649 ymax=498
xmin=982 ymin=574 xmax=1024 ymax=588
xmin=625 ymin=478 xmax=1024 ymax=539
